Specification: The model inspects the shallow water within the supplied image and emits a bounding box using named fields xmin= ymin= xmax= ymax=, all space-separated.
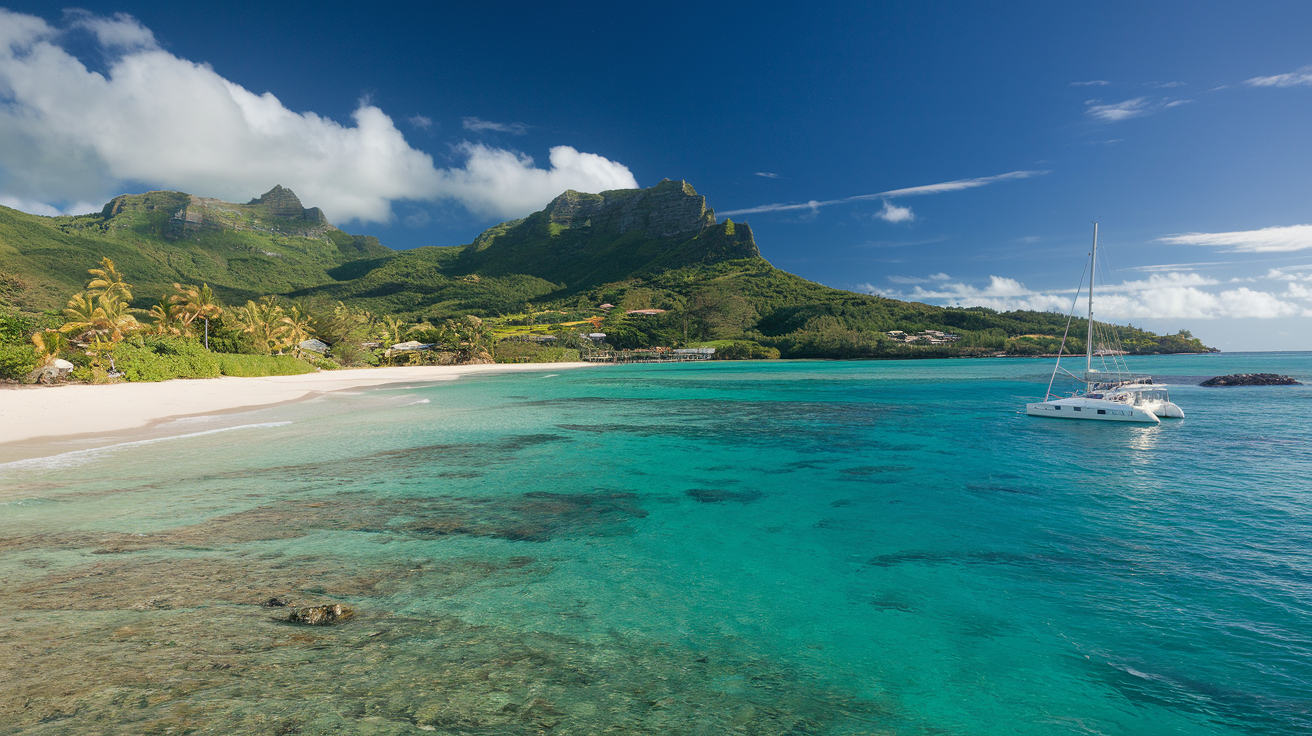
xmin=2 ymin=354 xmax=1310 ymax=734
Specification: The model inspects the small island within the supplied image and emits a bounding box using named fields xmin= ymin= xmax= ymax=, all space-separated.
xmin=1200 ymin=373 xmax=1303 ymax=387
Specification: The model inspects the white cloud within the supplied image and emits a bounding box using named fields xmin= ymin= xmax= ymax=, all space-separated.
xmin=875 ymin=200 xmax=914 ymax=223
xmin=904 ymin=271 xmax=1309 ymax=319
xmin=1085 ymin=97 xmax=1152 ymax=121
xmin=430 ymin=143 xmax=638 ymax=219
xmin=0 ymin=10 xmax=636 ymax=224
xmin=1158 ymin=224 xmax=1312 ymax=252
xmin=66 ymin=10 xmax=159 ymax=51
xmin=1154 ymin=81 xmax=1186 ymax=88
xmin=462 ymin=117 xmax=528 ymax=135
xmin=718 ymin=170 xmax=1046 ymax=217
xmin=1070 ymin=80 xmax=1111 ymax=86
xmin=0 ymin=195 xmax=99 ymax=217
xmin=408 ymin=115 xmax=433 ymax=129
xmin=1286 ymin=283 xmax=1312 ymax=300
xmin=1245 ymin=65 xmax=1312 ymax=87
xmin=1266 ymin=267 xmax=1312 ymax=282
xmin=1084 ymin=96 xmax=1191 ymax=122
xmin=754 ymin=172 xmax=782 ymax=178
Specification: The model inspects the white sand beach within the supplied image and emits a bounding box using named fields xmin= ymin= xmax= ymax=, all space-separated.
xmin=0 ymin=363 xmax=593 ymax=447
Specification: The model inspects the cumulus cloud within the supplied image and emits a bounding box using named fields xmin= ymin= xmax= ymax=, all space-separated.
xmin=1265 ymin=267 xmax=1312 ymax=282
xmin=0 ymin=10 xmax=636 ymax=223
xmin=719 ymin=170 xmax=1046 ymax=217
xmin=902 ymin=271 xmax=1309 ymax=319
xmin=1158 ymin=224 xmax=1312 ymax=252
xmin=431 ymin=143 xmax=639 ymax=219
xmin=65 ymin=9 xmax=159 ymax=51
xmin=874 ymin=200 xmax=914 ymax=223
xmin=1245 ymin=65 xmax=1312 ymax=87
xmin=462 ymin=117 xmax=528 ymax=135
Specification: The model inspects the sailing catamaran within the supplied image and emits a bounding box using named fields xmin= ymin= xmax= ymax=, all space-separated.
xmin=1025 ymin=224 xmax=1184 ymax=424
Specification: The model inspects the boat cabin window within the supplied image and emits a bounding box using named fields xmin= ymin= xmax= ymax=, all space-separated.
xmin=1097 ymin=409 xmax=1106 ymax=414
xmin=1073 ymin=406 xmax=1081 ymax=411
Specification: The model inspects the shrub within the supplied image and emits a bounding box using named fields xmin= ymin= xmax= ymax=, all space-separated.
xmin=494 ymin=341 xmax=581 ymax=363
xmin=0 ymin=343 xmax=39 ymax=380
xmin=303 ymin=355 xmax=340 ymax=371
xmin=713 ymin=341 xmax=780 ymax=360
xmin=215 ymin=353 xmax=316 ymax=377
xmin=113 ymin=335 xmax=222 ymax=382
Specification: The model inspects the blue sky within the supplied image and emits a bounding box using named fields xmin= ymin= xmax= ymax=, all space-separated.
xmin=1 ymin=2 xmax=1310 ymax=349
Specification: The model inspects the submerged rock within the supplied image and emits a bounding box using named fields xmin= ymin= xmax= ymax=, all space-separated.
xmin=287 ymin=603 xmax=353 ymax=625
xmin=686 ymin=488 xmax=765 ymax=504
xmin=1200 ymin=373 xmax=1302 ymax=387
xmin=261 ymin=597 xmax=289 ymax=608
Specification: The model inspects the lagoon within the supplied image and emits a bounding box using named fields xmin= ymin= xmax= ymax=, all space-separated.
xmin=2 ymin=353 xmax=1310 ymax=734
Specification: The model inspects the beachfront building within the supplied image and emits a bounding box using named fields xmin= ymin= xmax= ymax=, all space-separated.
xmin=886 ymin=329 xmax=961 ymax=344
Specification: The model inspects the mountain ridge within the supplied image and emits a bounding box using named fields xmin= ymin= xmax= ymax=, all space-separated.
xmin=0 ymin=181 xmax=1212 ymax=356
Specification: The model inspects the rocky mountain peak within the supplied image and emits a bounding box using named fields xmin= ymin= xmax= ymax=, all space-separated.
xmin=248 ymin=185 xmax=325 ymax=223
xmin=544 ymin=178 xmax=717 ymax=239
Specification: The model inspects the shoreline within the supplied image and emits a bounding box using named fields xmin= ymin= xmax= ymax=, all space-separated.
xmin=0 ymin=363 xmax=594 ymax=459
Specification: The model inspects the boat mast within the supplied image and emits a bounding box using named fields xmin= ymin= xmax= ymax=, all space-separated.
xmin=1086 ymin=223 xmax=1097 ymax=376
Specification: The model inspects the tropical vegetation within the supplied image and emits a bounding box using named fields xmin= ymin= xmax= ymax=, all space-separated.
xmin=0 ymin=180 xmax=1212 ymax=382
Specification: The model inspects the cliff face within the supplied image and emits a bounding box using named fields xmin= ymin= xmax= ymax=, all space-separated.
xmin=247 ymin=184 xmax=331 ymax=227
xmin=544 ymin=179 xmax=717 ymax=239
xmin=456 ymin=179 xmax=762 ymax=289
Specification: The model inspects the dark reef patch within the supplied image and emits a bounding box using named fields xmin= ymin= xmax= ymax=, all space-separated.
xmin=686 ymin=488 xmax=765 ymax=504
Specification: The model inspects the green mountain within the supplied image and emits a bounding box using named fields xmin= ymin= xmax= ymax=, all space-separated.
xmin=0 ymin=185 xmax=388 ymax=310
xmin=0 ymin=180 xmax=1211 ymax=357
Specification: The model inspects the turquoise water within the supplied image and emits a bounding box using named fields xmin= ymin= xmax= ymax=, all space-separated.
xmin=2 ymin=354 xmax=1310 ymax=734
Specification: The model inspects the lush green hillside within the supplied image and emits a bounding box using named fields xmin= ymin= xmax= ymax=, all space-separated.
xmin=0 ymin=179 xmax=1212 ymax=358
xmin=0 ymin=186 xmax=389 ymax=311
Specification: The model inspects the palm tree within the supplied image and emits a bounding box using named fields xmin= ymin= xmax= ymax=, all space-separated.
xmin=31 ymin=330 xmax=69 ymax=364
xmin=86 ymin=257 xmax=132 ymax=302
xmin=379 ymin=315 xmax=413 ymax=346
xmin=60 ymin=291 xmax=141 ymax=343
xmin=233 ymin=297 xmax=292 ymax=354
xmin=148 ymin=297 xmax=189 ymax=336
xmin=280 ymin=304 xmax=313 ymax=354
xmin=60 ymin=292 xmax=101 ymax=339
xmin=172 ymin=283 xmax=223 ymax=350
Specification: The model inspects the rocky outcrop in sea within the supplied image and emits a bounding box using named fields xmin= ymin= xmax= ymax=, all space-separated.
xmin=1200 ymin=373 xmax=1302 ymax=386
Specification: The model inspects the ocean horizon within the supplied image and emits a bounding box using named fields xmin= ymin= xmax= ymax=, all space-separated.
xmin=3 ymin=353 xmax=1310 ymax=734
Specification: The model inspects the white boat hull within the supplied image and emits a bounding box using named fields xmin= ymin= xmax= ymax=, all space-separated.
xmin=1025 ymin=397 xmax=1160 ymax=424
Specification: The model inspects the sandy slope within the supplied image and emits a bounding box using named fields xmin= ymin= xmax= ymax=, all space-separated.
xmin=0 ymin=363 xmax=592 ymax=446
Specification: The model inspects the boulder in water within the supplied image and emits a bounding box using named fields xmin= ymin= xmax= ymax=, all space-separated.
xmin=1200 ymin=373 xmax=1301 ymax=387
xmin=287 ymin=603 xmax=353 ymax=625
